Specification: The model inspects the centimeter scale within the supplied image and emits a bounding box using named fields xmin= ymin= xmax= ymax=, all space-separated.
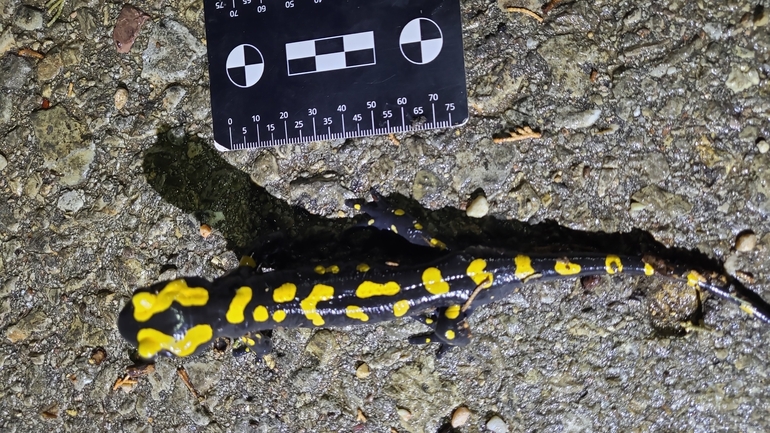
xmin=203 ymin=0 xmax=469 ymax=150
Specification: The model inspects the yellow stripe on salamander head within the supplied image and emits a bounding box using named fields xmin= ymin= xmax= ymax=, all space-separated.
xmin=132 ymin=279 xmax=209 ymax=322
xmin=136 ymin=324 xmax=213 ymax=358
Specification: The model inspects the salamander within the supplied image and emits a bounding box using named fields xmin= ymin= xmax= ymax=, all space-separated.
xmin=118 ymin=192 xmax=770 ymax=359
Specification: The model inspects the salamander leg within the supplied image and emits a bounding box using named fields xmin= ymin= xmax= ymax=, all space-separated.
xmin=232 ymin=331 xmax=273 ymax=357
xmin=407 ymin=305 xmax=473 ymax=357
xmin=346 ymin=190 xmax=447 ymax=250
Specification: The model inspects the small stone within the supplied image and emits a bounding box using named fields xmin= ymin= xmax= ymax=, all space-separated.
xmin=0 ymin=153 xmax=7 ymax=171
xmin=355 ymin=362 xmax=371 ymax=379
xmin=57 ymin=190 xmax=85 ymax=212
xmin=14 ymin=6 xmax=44 ymax=31
xmin=486 ymin=415 xmax=509 ymax=433
xmin=199 ymin=224 xmax=212 ymax=238
xmin=397 ymin=408 xmax=412 ymax=421
xmin=554 ymin=108 xmax=602 ymax=129
xmin=755 ymin=6 xmax=768 ymax=27
xmin=725 ymin=65 xmax=759 ymax=92
xmin=757 ymin=139 xmax=769 ymax=154
xmin=37 ymin=51 xmax=63 ymax=82
xmin=0 ymin=55 xmax=33 ymax=90
xmin=735 ymin=231 xmax=757 ymax=252
xmin=162 ymin=85 xmax=187 ymax=111
xmin=114 ymin=87 xmax=128 ymax=110
xmin=0 ymin=28 xmax=16 ymax=56
xmin=466 ymin=195 xmax=489 ymax=218
xmin=451 ymin=407 xmax=471 ymax=427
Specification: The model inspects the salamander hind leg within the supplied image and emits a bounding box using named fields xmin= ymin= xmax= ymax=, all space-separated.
xmin=407 ymin=306 xmax=473 ymax=357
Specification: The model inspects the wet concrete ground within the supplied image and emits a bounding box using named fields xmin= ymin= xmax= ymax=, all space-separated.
xmin=1 ymin=0 xmax=770 ymax=432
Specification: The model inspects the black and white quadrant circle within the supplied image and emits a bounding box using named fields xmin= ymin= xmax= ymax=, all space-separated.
xmin=399 ymin=18 xmax=443 ymax=65
xmin=226 ymin=44 xmax=264 ymax=88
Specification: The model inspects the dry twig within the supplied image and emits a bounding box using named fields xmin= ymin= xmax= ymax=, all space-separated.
xmin=493 ymin=126 xmax=542 ymax=143
xmin=505 ymin=7 xmax=544 ymax=23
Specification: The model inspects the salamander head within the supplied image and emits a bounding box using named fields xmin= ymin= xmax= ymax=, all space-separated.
xmin=118 ymin=277 xmax=215 ymax=358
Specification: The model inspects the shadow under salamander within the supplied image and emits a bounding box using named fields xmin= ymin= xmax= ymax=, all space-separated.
xmin=141 ymin=126 xmax=767 ymax=331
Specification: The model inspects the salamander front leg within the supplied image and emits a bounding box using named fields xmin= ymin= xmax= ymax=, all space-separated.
xmin=232 ymin=331 xmax=273 ymax=357
xmin=346 ymin=190 xmax=447 ymax=250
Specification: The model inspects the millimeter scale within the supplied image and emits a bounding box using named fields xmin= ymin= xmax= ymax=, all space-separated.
xmin=203 ymin=0 xmax=468 ymax=150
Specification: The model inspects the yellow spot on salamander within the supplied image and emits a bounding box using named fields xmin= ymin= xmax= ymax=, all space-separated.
xmin=422 ymin=267 xmax=450 ymax=295
xmin=356 ymin=281 xmax=401 ymax=298
xmin=136 ymin=324 xmax=213 ymax=358
xmin=132 ymin=279 xmax=209 ymax=322
xmin=367 ymin=219 xmax=375 ymax=226
xmin=346 ymin=305 xmax=369 ymax=322
xmin=356 ymin=263 xmax=370 ymax=272
xmin=253 ymin=305 xmax=269 ymax=322
xmin=514 ymin=255 xmax=536 ymax=280
xmin=554 ymin=259 xmax=581 ymax=275
xmin=644 ymin=263 xmax=655 ymax=276
xmin=466 ymin=259 xmax=494 ymax=287
xmin=605 ymin=255 xmax=623 ymax=275
xmin=239 ymin=255 xmax=257 ymax=268
xmin=425 ymin=317 xmax=434 ymax=325
xmin=414 ymin=223 xmax=423 ymax=230
xmin=740 ymin=303 xmax=756 ymax=316
xmin=300 ymin=284 xmax=335 ymax=326
xmin=390 ymin=225 xmax=398 ymax=234
xmin=314 ymin=265 xmax=326 ymax=275
xmin=444 ymin=330 xmax=456 ymax=340
xmin=429 ymin=238 xmax=447 ymax=250
xmin=444 ymin=305 xmax=461 ymax=319
xmin=327 ymin=265 xmax=340 ymax=274
xmin=273 ymin=283 xmax=297 ymax=303
xmin=393 ymin=300 xmax=410 ymax=317
xmin=354 ymin=203 xmax=361 ymax=210
xmin=226 ymin=286 xmax=252 ymax=324
xmin=273 ymin=310 xmax=286 ymax=323
xmin=686 ymin=271 xmax=703 ymax=287
xmin=394 ymin=208 xmax=405 ymax=216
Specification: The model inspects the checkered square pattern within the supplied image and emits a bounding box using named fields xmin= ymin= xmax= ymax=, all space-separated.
xmin=285 ymin=31 xmax=376 ymax=76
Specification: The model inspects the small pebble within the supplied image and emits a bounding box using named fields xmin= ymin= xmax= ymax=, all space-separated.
xmin=466 ymin=195 xmax=489 ymax=218
xmin=200 ymin=224 xmax=212 ymax=238
xmin=0 ymin=153 xmax=7 ymax=171
xmin=397 ymin=408 xmax=412 ymax=422
xmin=486 ymin=416 xmax=509 ymax=433
xmin=757 ymin=139 xmax=769 ymax=154
xmin=735 ymin=231 xmax=757 ymax=252
xmin=114 ymin=88 xmax=128 ymax=110
xmin=451 ymin=407 xmax=471 ymax=428
xmin=355 ymin=362 xmax=371 ymax=379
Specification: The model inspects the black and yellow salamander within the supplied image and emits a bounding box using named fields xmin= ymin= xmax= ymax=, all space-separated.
xmin=118 ymin=192 xmax=770 ymax=359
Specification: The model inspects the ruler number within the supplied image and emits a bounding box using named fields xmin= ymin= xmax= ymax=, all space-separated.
xmin=267 ymin=124 xmax=275 ymax=131
xmin=397 ymin=97 xmax=407 ymax=105
xmin=382 ymin=110 xmax=392 ymax=119
xmin=295 ymin=120 xmax=303 ymax=128
xmin=429 ymin=93 xmax=439 ymax=101
xmin=216 ymin=1 xmax=224 ymax=8
xmin=308 ymin=108 xmax=317 ymax=116
xmin=366 ymin=101 xmax=376 ymax=109
xmin=337 ymin=105 xmax=346 ymax=112
xmin=413 ymin=107 xmax=424 ymax=115
xmin=314 ymin=0 xmax=322 ymax=3
xmin=257 ymin=4 xmax=266 ymax=12
xmin=243 ymin=0 xmax=251 ymax=4
xmin=323 ymin=117 xmax=332 ymax=125
xmin=285 ymin=0 xmax=294 ymax=8
xmin=279 ymin=111 xmax=288 ymax=119
xmin=229 ymin=9 xmax=238 ymax=17
xmin=445 ymin=103 xmax=455 ymax=111
xmin=353 ymin=114 xmax=362 ymax=121
xmin=252 ymin=115 xmax=260 ymax=122
xmin=242 ymin=127 xmax=248 ymax=134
